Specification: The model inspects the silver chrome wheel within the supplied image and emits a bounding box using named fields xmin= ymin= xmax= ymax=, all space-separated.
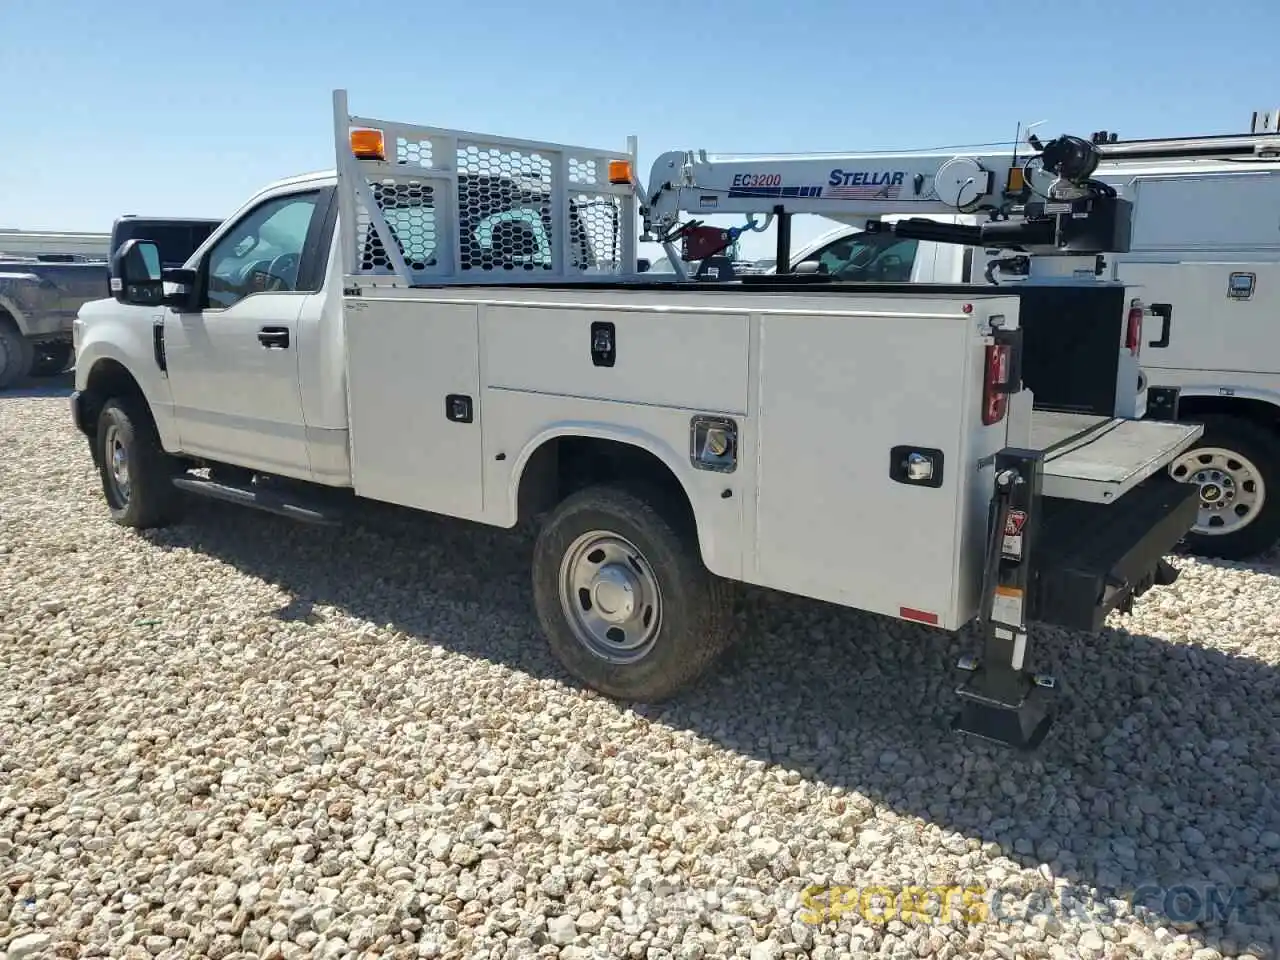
xmin=558 ymin=529 xmax=663 ymax=664
xmin=103 ymin=423 xmax=131 ymax=504
xmin=1170 ymin=445 xmax=1266 ymax=537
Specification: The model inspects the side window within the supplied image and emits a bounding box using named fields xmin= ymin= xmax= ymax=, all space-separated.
xmin=381 ymin=205 xmax=438 ymax=268
xmin=802 ymin=234 xmax=920 ymax=282
xmin=472 ymin=207 xmax=552 ymax=270
xmin=361 ymin=185 xmax=437 ymax=272
xmin=205 ymin=192 xmax=321 ymax=310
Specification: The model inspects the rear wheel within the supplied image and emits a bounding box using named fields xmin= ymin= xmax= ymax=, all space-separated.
xmin=531 ymin=484 xmax=735 ymax=702
xmin=1170 ymin=414 xmax=1280 ymax=560
xmin=95 ymin=396 xmax=185 ymax=529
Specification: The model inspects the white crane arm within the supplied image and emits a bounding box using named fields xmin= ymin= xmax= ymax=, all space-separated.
xmin=642 ymin=146 xmax=1032 ymax=240
xmin=639 ymin=128 xmax=1280 ymax=281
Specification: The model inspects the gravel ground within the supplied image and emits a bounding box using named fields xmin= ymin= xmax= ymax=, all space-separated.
xmin=2 ymin=385 xmax=1279 ymax=960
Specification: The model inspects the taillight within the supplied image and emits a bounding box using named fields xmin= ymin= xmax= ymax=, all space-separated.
xmin=982 ymin=343 xmax=1011 ymax=425
xmin=1125 ymin=300 xmax=1144 ymax=357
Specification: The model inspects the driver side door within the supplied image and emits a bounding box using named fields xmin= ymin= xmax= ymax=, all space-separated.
xmin=164 ymin=188 xmax=328 ymax=476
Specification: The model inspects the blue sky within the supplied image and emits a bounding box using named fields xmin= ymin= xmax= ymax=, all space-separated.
xmin=3 ymin=0 xmax=1278 ymax=261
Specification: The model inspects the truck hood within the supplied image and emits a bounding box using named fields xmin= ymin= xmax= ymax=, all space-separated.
xmin=77 ymin=295 xmax=137 ymax=322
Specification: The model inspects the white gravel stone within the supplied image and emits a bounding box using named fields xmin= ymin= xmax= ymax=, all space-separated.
xmin=548 ymin=913 xmax=579 ymax=945
xmin=6 ymin=932 xmax=52 ymax=959
xmin=2 ymin=390 xmax=1280 ymax=960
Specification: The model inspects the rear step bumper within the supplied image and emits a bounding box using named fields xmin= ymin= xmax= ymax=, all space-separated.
xmin=1030 ymin=472 xmax=1199 ymax=632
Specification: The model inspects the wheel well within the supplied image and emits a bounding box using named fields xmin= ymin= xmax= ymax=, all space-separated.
xmin=1178 ymin=395 xmax=1280 ymax=432
xmin=0 ymin=306 xmax=19 ymax=334
xmin=517 ymin=436 xmax=695 ymax=532
xmin=81 ymin=359 xmax=150 ymax=440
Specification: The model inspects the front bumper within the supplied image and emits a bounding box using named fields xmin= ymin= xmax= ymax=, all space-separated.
xmin=69 ymin=390 xmax=92 ymax=437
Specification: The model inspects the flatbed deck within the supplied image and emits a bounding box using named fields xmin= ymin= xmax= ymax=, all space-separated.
xmin=1032 ymin=411 xmax=1204 ymax=503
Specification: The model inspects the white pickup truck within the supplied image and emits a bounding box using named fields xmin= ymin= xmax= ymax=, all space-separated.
xmin=70 ymin=91 xmax=1205 ymax=748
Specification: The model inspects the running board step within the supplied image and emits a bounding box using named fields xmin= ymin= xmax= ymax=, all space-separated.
xmin=172 ymin=477 xmax=344 ymax=526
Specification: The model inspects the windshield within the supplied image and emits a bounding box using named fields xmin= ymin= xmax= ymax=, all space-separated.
xmin=795 ymin=230 xmax=918 ymax=282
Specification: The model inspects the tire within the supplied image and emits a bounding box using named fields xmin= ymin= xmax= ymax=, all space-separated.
xmin=0 ymin=318 xmax=34 ymax=390
xmin=1170 ymin=414 xmax=1280 ymax=560
xmin=95 ymin=396 xmax=185 ymax=529
xmin=28 ymin=341 xmax=73 ymax=378
xmin=531 ymin=484 xmax=736 ymax=702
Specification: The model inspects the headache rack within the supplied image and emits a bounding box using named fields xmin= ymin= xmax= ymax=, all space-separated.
xmin=332 ymin=89 xmax=640 ymax=288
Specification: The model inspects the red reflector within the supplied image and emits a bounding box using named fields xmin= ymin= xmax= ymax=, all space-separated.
xmin=900 ymin=606 xmax=939 ymax=625
xmin=982 ymin=343 xmax=1011 ymax=426
xmin=1125 ymin=303 xmax=1144 ymax=356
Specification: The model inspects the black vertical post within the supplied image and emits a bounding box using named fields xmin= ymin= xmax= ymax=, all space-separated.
xmin=774 ymin=206 xmax=791 ymax=273
xmin=952 ymin=447 xmax=1055 ymax=749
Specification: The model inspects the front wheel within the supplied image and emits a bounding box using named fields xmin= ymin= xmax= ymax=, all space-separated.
xmin=531 ymin=484 xmax=736 ymax=702
xmin=1170 ymin=414 xmax=1280 ymax=560
xmin=95 ymin=397 xmax=185 ymax=529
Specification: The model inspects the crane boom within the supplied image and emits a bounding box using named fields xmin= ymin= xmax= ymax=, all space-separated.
xmin=641 ymin=126 xmax=1280 ymax=282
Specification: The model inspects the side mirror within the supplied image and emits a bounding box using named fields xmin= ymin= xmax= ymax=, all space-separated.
xmin=793 ymin=261 xmax=826 ymax=276
xmin=109 ymin=240 xmax=164 ymax=305
xmin=636 ymin=258 xmax=651 ymax=273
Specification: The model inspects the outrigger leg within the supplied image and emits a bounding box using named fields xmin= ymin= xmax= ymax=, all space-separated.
xmin=952 ymin=448 xmax=1056 ymax=750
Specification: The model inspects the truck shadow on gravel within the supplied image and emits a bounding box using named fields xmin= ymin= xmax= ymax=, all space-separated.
xmin=0 ymin=370 xmax=74 ymax=398
xmin=144 ymin=498 xmax=1280 ymax=954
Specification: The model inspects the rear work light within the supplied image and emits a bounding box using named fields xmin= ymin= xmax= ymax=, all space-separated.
xmin=1125 ymin=300 xmax=1145 ymax=357
xmin=982 ymin=341 xmax=1012 ymax=425
xmin=608 ymin=159 xmax=634 ymax=185
xmin=350 ymin=128 xmax=386 ymax=161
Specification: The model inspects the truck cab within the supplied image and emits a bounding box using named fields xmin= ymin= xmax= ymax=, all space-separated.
xmin=77 ymin=173 xmax=343 ymax=481
xmin=77 ymin=162 xmax=631 ymax=483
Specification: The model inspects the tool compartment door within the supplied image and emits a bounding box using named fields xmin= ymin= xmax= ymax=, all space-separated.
xmin=344 ymin=297 xmax=485 ymax=521
xmin=1114 ymin=261 xmax=1280 ymax=377
xmin=752 ymin=300 xmax=1003 ymax=630
xmin=1031 ymin=411 xmax=1203 ymax=504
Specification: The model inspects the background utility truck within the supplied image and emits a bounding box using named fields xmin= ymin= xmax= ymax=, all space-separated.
xmin=639 ymin=117 xmax=1280 ymax=559
xmin=73 ymin=90 xmax=1205 ymax=749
